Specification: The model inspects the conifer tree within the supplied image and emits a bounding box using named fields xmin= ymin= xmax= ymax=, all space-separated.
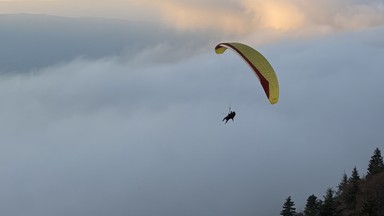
xmin=320 ymin=188 xmax=337 ymax=216
xmin=367 ymin=148 xmax=384 ymax=177
xmin=280 ymin=196 xmax=297 ymax=216
xmin=342 ymin=166 xmax=360 ymax=215
xmin=337 ymin=172 xmax=348 ymax=196
xmin=304 ymin=194 xmax=320 ymax=216
xmin=350 ymin=166 xmax=360 ymax=183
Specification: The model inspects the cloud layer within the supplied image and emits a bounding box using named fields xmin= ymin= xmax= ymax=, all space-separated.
xmin=0 ymin=23 xmax=383 ymax=215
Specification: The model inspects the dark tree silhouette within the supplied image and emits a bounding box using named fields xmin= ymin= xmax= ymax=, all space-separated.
xmin=320 ymin=188 xmax=337 ymax=216
xmin=342 ymin=166 xmax=360 ymax=215
xmin=304 ymin=194 xmax=321 ymax=216
xmin=280 ymin=196 xmax=297 ymax=216
xmin=337 ymin=172 xmax=348 ymax=196
xmin=367 ymin=148 xmax=384 ymax=177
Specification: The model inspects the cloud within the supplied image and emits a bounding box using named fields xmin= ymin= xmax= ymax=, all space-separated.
xmin=0 ymin=26 xmax=384 ymax=215
xmin=2 ymin=1 xmax=384 ymax=49
xmin=242 ymin=0 xmax=307 ymax=30
xmin=3 ymin=0 xmax=384 ymax=35
xmin=131 ymin=0 xmax=251 ymax=34
xmin=127 ymin=0 xmax=384 ymax=44
xmin=0 ymin=52 xmax=260 ymax=215
xmin=334 ymin=2 xmax=384 ymax=29
xmin=133 ymin=0 xmax=384 ymax=37
xmin=0 ymin=0 xmax=54 ymax=1
xmin=0 ymin=14 xmax=224 ymax=73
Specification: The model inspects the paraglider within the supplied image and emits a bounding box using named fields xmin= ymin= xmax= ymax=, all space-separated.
xmin=222 ymin=109 xmax=236 ymax=124
xmin=215 ymin=42 xmax=279 ymax=105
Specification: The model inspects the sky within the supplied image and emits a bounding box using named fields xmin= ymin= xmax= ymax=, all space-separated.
xmin=0 ymin=1 xmax=384 ymax=215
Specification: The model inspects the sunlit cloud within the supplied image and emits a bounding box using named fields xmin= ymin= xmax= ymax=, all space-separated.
xmin=1 ymin=0 xmax=384 ymax=41
xmin=0 ymin=0 xmax=55 ymax=2
xmin=132 ymin=0 xmax=384 ymax=38
xmin=242 ymin=0 xmax=306 ymax=30
xmin=131 ymin=0 xmax=251 ymax=34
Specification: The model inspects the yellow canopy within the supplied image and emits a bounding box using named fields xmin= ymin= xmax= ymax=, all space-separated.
xmin=215 ymin=42 xmax=279 ymax=105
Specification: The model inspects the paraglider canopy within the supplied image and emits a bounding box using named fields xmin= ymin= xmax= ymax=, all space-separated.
xmin=215 ymin=42 xmax=279 ymax=105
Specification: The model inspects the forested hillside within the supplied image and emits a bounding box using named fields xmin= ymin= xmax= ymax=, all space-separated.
xmin=281 ymin=148 xmax=384 ymax=216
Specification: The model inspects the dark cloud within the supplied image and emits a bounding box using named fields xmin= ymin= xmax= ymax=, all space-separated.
xmin=0 ymin=14 xmax=224 ymax=73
